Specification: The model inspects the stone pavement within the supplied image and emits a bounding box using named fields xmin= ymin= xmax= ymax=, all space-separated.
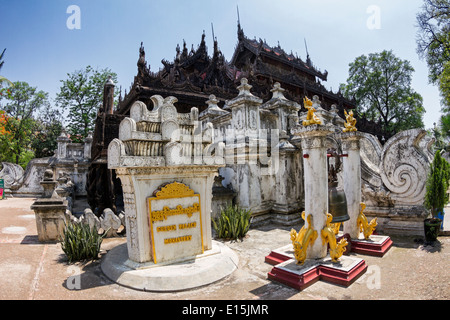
xmin=0 ymin=197 xmax=449 ymax=301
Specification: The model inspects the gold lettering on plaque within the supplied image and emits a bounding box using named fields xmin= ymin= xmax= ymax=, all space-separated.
xmin=164 ymin=235 xmax=192 ymax=244
xmin=156 ymin=225 xmax=177 ymax=232
xmin=150 ymin=203 xmax=200 ymax=222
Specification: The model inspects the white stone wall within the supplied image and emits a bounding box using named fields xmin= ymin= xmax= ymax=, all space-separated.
xmin=1 ymin=133 xmax=92 ymax=197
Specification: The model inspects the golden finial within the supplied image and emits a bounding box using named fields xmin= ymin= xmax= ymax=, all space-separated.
xmin=343 ymin=110 xmax=357 ymax=132
xmin=302 ymin=97 xmax=322 ymax=126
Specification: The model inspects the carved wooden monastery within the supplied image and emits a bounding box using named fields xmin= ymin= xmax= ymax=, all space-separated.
xmin=86 ymin=24 xmax=433 ymax=235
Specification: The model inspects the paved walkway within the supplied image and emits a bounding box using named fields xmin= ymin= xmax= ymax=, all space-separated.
xmin=0 ymin=197 xmax=448 ymax=300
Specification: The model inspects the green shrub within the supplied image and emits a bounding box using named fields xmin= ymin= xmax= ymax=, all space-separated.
xmin=60 ymin=222 xmax=106 ymax=263
xmin=424 ymin=150 xmax=450 ymax=217
xmin=212 ymin=204 xmax=252 ymax=240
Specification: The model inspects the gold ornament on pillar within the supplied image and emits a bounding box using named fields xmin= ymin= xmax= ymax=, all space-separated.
xmin=290 ymin=212 xmax=318 ymax=264
xmin=357 ymin=202 xmax=378 ymax=239
xmin=302 ymin=97 xmax=322 ymax=126
xmin=343 ymin=110 xmax=358 ymax=132
xmin=322 ymin=213 xmax=348 ymax=262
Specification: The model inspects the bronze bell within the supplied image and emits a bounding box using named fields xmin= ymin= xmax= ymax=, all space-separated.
xmin=328 ymin=181 xmax=350 ymax=223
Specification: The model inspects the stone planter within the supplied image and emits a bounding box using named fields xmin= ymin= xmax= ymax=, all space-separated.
xmin=30 ymin=169 xmax=68 ymax=242
xmin=31 ymin=198 xmax=68 ymax=242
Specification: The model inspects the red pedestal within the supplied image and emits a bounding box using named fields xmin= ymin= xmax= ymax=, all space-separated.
xmin=268 ymin=263 xmax=321 ymax=291
xmin=264 ymin=250 xmax=290 ymax=265
xmin=265 ymin=233 xmax=392 ymax=291
xmin=265 ymin=234 xmax=393 ymax=265
xmin=340 ymin=234 xmax=393 ymax=257
xmin=268 ymin=257 xmax=367 ymax=291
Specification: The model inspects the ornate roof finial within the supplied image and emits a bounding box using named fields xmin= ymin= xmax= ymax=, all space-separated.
xmin=237 ymin=5 xmax=244 ymax=41
xmin=137 ymin=41 xmax=148 ymax=76
xmin=237 ymin=5 xmax=240 ymax=25
xmin=199 ymin=30 xmax=207 ymax=53
xmin=138 ymin=42 xmax=145 ymax=62
xmin=105 ymin=75 xmax=114 ymax=86
xmin=304 ymin=38 xmax=312 ymax=67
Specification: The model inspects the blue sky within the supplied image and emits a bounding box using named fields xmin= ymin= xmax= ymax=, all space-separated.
xmin=0 ymin=0 xmax=443 ymax=129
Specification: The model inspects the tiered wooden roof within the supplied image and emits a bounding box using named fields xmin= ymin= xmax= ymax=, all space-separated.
xmin=116 ymin=23 xmax=357 ymax=117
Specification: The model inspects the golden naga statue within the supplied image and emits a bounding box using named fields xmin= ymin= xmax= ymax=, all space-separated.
xmin=321 ymin=213 xmax=348 ymax=262
xmin=290 ymin=212 xmax=318 ymax=265
xmin=356 ymin=202 xmax=377 ymax=239
xmin=331 ymin=222 xmax=341 ymax=235
xmin=303 ymin=96 xmax=313 ymax=108
xmin=290 ymin=211 xmax=306 ymax=243
xmin=302 ymin=97 xmax=322 ymax=126
xmin=343 ymin=110 xmax=357 ymax=132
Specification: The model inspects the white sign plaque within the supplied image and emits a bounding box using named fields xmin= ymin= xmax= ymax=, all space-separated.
xmin=147 ymin=182 xmax=203 ymax=264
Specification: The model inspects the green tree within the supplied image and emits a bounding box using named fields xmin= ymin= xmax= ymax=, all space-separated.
xmin=56 ymin=65 xmax=117 ymax=142
xmin=424 ymin=150 xmax=450 ymax=217
xmin=439 ymin=62 xmax=450 ymax=138
xmin=416 ymin=0 xmax=450 ymax=85
xmin=416 ymin=0 xmax=450 ymax=139
xmin=0 ymin=81 xmax=50 ymax=167
xmin=340 ymin=50 xmax=425 ymax=140
xmin=31 ymin=104 xmax=64 ymax=158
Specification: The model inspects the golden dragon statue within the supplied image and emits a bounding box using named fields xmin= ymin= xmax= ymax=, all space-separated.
xmin=343 ymin=110 xmax=357 ymax=132
xmin=302 ymin=97 xmax=322 ymax=126
xmin=356 ymin=202 xmax=378 ymax=239
xmin=290 ymin=212 xmax=318 ymax=264
xmin=321 ymin=213 xmax=348 ymax=262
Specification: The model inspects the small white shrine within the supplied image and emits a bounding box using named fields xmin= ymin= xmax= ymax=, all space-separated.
xmin=101 ymin=95 xmax=238 ymax=291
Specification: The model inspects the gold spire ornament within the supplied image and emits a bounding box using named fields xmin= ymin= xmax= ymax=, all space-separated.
xmin=290 ymin=212 xmax=318 ymax=264
xmin=356 ymin=202 xmax=377 ymax=239
xmin=321 ymin=213 xmax=348 ymax=262
xmin=302 ymin=97 xmax=322 ymax=126
xmin=343 ymin=110 xmax=357 ymax=132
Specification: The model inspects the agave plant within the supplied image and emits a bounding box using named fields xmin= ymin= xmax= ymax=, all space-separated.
xmin=60 ymin=222 xmax=107 ymax=263
xmin=212 ymin=204 xmax=252 ymax=241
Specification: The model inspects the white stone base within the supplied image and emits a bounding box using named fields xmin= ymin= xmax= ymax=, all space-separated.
xmin=101 ymin=240 xmax=238 ymax=292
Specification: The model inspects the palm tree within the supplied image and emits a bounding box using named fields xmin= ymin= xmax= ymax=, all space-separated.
xmin=0 ymin=48 xmax=13 ymax=87
xmin=0 ymin=48 xmax=5 ymax=70
xmin=0 ymin=76 xmax=13 ymax=87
